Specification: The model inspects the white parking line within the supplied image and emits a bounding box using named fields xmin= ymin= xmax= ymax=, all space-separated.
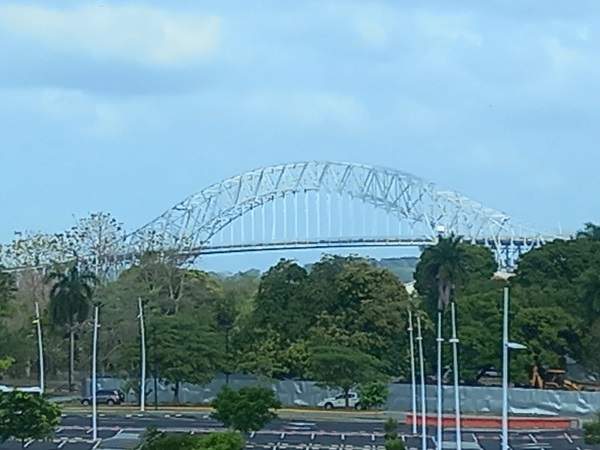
xmin=57 ymin=440 xmax=67 ymax=449
xmin=23 ymin=440 xmax=34 ymax=448
xmin=471 ymin=433 xmax=479 ymax=444
xmin=529 ymin=434 xmax=538 ymax=443
xmin=564 ymin=432 xmax=573 ymax=444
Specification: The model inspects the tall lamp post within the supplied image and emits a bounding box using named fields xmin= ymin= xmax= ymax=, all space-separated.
xmin=416 ymin=316 xmax=427 ymax=450
xmin=502 ymin=287 xmax=526 ymax=450
xmin=33 ymin=302 xmax=44 ymax=393
xmin=91 ymin=304 xmax=100 ymax=442
xmin=138 ymin=298 xmax=147 ymax=412
xmin=450 ymin=302 xmax=461 ymax=450
xmin=408 ymin=311 xmax=417 ymax=434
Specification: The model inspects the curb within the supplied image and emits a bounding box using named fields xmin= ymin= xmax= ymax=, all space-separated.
xmin=407 ymin=415 xmax=579 ymax=430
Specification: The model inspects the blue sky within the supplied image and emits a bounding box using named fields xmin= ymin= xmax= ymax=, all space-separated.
xmin=1 ymin=1 xmax=599 ymax=271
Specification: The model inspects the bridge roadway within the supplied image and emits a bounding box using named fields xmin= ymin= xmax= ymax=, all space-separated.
xmin=0 ymin=413 xmax=592 ymax=450
xmin=181 ymin=235 xmax=552 ymax=257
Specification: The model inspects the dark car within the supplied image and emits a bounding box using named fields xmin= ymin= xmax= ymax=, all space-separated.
xmin=81 ymin=389 xmax=124 ymax=406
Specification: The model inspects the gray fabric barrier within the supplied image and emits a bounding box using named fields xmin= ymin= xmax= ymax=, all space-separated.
xmin=85 ymin=375 xmax=600 ymax=417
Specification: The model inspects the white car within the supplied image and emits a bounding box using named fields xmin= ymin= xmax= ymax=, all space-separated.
xmin=318 ymin=392 xmax=362 ymax=409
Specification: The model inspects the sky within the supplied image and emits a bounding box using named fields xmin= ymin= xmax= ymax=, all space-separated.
xmin=1 ymin=1 xmax=599 ymax=272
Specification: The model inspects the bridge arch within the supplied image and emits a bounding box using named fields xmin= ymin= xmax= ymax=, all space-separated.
xmin=125 ymin=161 xmax=561 ymax=269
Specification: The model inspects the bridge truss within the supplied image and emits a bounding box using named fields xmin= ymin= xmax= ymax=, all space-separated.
xmin=118 ymin=161 xmax=563 ymax=271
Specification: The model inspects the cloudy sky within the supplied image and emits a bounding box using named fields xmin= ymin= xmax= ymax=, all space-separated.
xmin=1 ymin=1 xmax=598 ymax=270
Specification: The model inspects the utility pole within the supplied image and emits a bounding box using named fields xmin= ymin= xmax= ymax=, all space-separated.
xmin=34 ymin=302 xmax=44 ymax=393
xmin=91 ymin=304 xmax=100 ymax=442
xmin=417 ymin=316 xmax=427 ymax=450
xmin=138 ymin=298 xmax=147 ymax=412
xmin=408 ymin=310 xmax=417 ymax=434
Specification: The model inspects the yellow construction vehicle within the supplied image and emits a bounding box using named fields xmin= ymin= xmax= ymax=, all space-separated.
xmin=530 ymin=365 xmax=582 ymax=391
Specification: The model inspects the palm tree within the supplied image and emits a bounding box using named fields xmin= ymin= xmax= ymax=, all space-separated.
xmin=47 ymin=264 xmax=97 ymax=390
xmin=416 ymin=234 xmax=470 ymax=448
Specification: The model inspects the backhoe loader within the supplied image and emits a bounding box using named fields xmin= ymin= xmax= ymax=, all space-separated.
xmin=530 ymin=365 xmax=582 ymax=391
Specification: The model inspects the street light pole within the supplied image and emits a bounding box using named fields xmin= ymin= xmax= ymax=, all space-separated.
xmin=138 ymin=298 xmax=146 ymax=412
xmin=91 ymin=304 xmax=99 ymax=442
xmin=436 ymin=311 xmax=443 ymax=450
xmin=34 ymin=302 xmax=44 ymax=393
xmin=502 ymin=287 xmax=527 ymax=450
xmin=450 ymin=302 xmax=461 ymax=450
xmin=408 ymin=310 xmax=417 ymax=434
xmin=417 ymin=316 xmax=427 ymax=450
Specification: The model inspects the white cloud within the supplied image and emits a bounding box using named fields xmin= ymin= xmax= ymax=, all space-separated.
xmin=415 ymin=11 xmax=483 ymax=47
xmin=0 ymin=4 xmax=220 ymax=66
xmin=240 ymin=90 xmax=367 ymax=129
xmin=541 ymin=36 xmax=584 ymax=70
xmin=0 ymin=87 xmax=165 ymax=138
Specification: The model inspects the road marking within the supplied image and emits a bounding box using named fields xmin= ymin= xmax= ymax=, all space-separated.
xmin=281 ymin=432 xmax=286 ymax=439
xmin=311 ymin=433 xmax=316 ymax=440
xmin=529 ymin=434 xmax=538 ymax=443
xmin=371 ymin=434 xmax=375 ymax=442
xmin=56 ymin=427 xmax=64 ymax=433
xmin=401 ymin=435 xmax=406 ymax=442
xmin=341 ymin=434 xmax=346 ymax=441
xmin=564 ymin=433 xmax=573 ymax=444
xmin=251 ymin=432 xmax=256 ymax=439
xmin=471 ymin=433 xmax=479 ymax=444
xmin=57 ymin=440 xmax=67 ymax=449
xmin=23 ymin=440 xmax=34 ymax=448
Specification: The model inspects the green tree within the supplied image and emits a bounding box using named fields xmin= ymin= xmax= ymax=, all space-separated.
xmin=584 ymin=412 xmax=600 ymax=445
xmin=0 ymin=268 xmax=15 ymax=314
xmin=383 ymin=418 xmax=405 ymax=450
xmin=307 ymin=345 xmax=382 ymax=408
xmin=210 ymin=386 xmax=281 ymax=435
xmin=510 ymin=305 xmax=583 ymax=382
xmin=136 ymin=428 xmax=244 ymax=450
xmin=577 ymin=222 xmax=600 ymax=241
xmin=148 ymin=314 xmax=222 ymax=403
xmin=309 ymin=259 xmax=411 ymax=376
xmin=46 ymin=264 xmax=97 ymax=390
xmin=357 ymin=381 xmax=389 ymax=410
xmin=414 ymin=235 xmax=484 ymax=380
xmin=414 ymin=235 xmax=493 ymax=310
xmin=199 ymin=430 xmax=245 ymax=450
xmin=0 ymin=391 xmax=61 ymax=447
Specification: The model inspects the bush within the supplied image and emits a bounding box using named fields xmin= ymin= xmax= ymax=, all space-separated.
xmin=358 ymin=381 xmax=389 ymax=410
xmin=211 ymin=386 xmax=281 ymax=435
xmin=136 ymin=429 xmax=244 ymax=450
xmin=385 ymin=438 xmax=406 ymax=450
xmin=584 ymin=412 xmax=600 ymax=445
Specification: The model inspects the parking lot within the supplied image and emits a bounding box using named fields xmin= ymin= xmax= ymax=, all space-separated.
xmin=0 ymin=415 xmax=594 ymax=450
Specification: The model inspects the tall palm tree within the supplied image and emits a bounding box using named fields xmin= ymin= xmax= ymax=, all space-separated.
xmin=47 ymin=264 xmax=97 ymax=390
xmin=416 ymin=234 xmax=470 ymax=450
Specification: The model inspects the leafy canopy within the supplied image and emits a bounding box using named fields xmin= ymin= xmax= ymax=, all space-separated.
xmin=307 ymin=345 xmax=382 ymax=397
xmin=136 ymin=428 xmax=244 ymax=450
xmin=210 ymin=386 xmax=281 ymax=434
xmin=0 ymin=392 xmax=61 ymax=444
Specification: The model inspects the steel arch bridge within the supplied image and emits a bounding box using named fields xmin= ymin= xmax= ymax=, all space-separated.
xmin=118 ymin=161 xmax=563 ymax=270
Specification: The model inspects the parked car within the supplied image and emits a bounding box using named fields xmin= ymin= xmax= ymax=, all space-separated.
xmin=317 ymin=392 xmax=362 ymax=409
xmin=81 ymin=389 xmax=124 ymax=406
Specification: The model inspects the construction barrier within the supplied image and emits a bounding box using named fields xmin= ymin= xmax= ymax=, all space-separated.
xmin=85 ymin=375 xmax=600 ymax=418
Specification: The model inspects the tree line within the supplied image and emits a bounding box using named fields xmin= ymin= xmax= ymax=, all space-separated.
xmin=2 ymin=214 xmax=600 ymax=399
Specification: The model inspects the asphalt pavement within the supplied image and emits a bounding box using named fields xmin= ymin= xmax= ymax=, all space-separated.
xmin=0 ymin=413 xmax=595 ymax=450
